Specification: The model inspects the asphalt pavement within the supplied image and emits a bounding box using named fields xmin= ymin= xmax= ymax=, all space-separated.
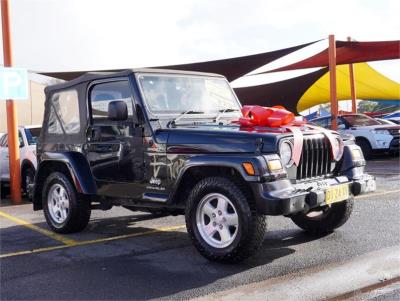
xmin=0 ymin=156 xmax=399 ymax=300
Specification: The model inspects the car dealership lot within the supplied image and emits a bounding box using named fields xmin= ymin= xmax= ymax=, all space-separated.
xmin=1 ymin=156 xmax=399 ymax=300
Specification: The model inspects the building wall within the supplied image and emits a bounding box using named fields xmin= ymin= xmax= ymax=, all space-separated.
xmin=0 ymin=81 xmax=46 ymax=133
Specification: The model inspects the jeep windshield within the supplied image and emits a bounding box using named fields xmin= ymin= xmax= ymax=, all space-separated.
xmin=342 ymin=114 xmax=380 ymax=127
xmin=137 ymin=74 xmax=242 ymax=123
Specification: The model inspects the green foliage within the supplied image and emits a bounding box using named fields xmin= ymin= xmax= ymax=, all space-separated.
xmin=358 ymin=101 xmax=399 ymax=113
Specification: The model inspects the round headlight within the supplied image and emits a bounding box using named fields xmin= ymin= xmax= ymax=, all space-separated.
xmin=331 ymin=137 xmax=344 ymax=160
xmin=279 ymin=141 xmax=293 ymax=167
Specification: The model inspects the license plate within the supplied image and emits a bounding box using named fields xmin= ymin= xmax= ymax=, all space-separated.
xmin=325 ymin=184 xmax=349 ymax=204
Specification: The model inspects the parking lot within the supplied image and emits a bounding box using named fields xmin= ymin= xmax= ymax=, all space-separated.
xmin=1 ymin=156 xmax=399 ymax=300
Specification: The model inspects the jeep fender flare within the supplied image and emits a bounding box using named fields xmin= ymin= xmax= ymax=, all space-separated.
xmin=34 ymin=152 xmax=97 ymax=205
xmin=169 ymin=155 xmax=266 ymax=203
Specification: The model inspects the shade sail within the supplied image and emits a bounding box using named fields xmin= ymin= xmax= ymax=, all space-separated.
xmin=297 ymin=63 xmax=400 ymax=112
xmin=155 ymin=41 xmax=319 ymax=81
xmin=234 ymin=68 xmax=328 ymax=113
xmin=258 ymin=40 xmax=400 ymax=73
xmin=38 ymin=41 xmax=319 ymax=81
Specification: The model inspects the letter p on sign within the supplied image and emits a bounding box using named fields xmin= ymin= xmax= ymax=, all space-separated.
xmin=0 ymin=67 xmax=29 ymax=100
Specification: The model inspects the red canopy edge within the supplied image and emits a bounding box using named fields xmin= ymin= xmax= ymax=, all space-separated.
xmin=257 ymin=40 xmax=400 ymax=74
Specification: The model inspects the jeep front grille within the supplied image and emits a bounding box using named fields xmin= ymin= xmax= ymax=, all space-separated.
xmin=296 ymin=135 xmax=333 ymax=179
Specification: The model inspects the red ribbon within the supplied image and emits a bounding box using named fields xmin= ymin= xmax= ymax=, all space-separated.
xmin=236 ymin=105 xmax=341 ymax=165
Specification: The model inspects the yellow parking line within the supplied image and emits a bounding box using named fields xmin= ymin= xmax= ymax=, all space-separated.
xmin=355 ymin=189 xmax=400 ymax=200
xmin=0 ymin=210 xmax=77 ymax=245
xmin=0 ymin=224 xmax=186 ymax=259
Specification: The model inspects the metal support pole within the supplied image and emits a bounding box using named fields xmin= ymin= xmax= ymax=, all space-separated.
xmin=347 ymin=36 xmax=357 ymax=113
xmin=328 ymin=34 xmax=338 ymax=130
xmin=1 ymin=0 xmax=22 ymax=203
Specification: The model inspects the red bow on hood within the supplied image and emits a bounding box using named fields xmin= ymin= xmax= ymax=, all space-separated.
xmin=234 ymin=105 xmax=341 ymax=166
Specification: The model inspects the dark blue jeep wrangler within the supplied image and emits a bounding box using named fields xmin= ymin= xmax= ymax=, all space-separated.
xmin=32 ymin=69 xmax=376 ymax=262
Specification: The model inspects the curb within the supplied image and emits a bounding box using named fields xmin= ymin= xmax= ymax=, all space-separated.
xmin=194 ymin=245 xmax=400 ymax=301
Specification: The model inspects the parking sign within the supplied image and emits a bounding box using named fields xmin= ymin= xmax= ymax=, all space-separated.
xmin=0 ymin=67 xmax=29 ymax=100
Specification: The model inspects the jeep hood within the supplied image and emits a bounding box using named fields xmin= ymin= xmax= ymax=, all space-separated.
xmin=155 ymin=124 xmax=322 ymax=154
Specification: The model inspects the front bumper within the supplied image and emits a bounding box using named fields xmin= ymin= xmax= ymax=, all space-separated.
xmin=251 ymin=174 xmax=376 ymax=216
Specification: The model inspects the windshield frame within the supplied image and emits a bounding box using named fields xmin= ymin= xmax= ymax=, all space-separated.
xmin=135 ymin=72 xmax=242 ymax=121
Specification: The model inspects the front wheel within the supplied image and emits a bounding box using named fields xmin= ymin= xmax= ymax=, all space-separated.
xmin=290 ymin=198 xmax=354 ymax=235
xmin=43 ymin=172 xmax=91 ymax=233
xmin=356 ymin=139 xmax=372 ymax=160
xmin=185 ymin=177 xmax=266 ymax=263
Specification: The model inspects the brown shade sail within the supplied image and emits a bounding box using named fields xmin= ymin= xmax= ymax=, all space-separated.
xmin=38 ymin=40 xmax=319 ymax=81
xmin=234 ymin=68 xmax=328 ymax=113
xmin=154 ymin=40 xmax=319 ymax=81
xmin=257 ymin=40 xmax=400 ymax=74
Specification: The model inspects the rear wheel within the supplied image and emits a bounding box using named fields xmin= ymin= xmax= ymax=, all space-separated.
xmin=0 ymin=181 xmax=9 ymax=199
xmin=43 ymin=172 xmax=91 ymax=233
xmin=290 ymin=198 xmax=354 ymax=235
xmin=21 ymin=166 xmax=35 ymax=199
xmin=185 ymin=177 xmax=266 ymax=263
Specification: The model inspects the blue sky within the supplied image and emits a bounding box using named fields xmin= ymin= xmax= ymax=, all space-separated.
xmin=0 ymin=0 xmax=399 ymax=83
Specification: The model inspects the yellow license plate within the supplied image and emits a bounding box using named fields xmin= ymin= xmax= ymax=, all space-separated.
xmin=325 ymin=184 xmax=349 ymax=204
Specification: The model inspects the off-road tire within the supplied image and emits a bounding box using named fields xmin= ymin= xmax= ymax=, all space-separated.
xmin=290 ymin=198 xmax=354 ymax=235
xmin=185 ymin=176 xmax=266 ymax=263
xmin=356 ymin=139 xmax=373 ymax=160
xmin=42 ymin=172 xmax=91 ymax=233
xmin=21 ymin=166 xmax=35 ymax=199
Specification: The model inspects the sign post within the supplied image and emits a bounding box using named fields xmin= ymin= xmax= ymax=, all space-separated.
xmin=328 ymin=34 xmax=338 ymax=131
xmin=347 ymin=36 xmax=357 ymax=114
xmin=1 ymin=0 xmax=22 ymax=203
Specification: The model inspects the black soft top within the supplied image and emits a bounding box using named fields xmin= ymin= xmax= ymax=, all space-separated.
xmin=45 ymin=68 xmax=225 ymax=93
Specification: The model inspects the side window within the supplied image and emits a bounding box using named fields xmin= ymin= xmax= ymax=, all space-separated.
xmin=19 ymin=131 xmax=24 ymax=147
xmin=337 ymin=117 xmax=346 ymax=128
xmin=0 ymin=133 xmax=23 ymax=147
xmin=0 ymin=135 xmax=7 ymax=147
xmin=48 ymin=90 xmax=80 ymax=134
xmin=89 ymin=80 xmax=134 ymax=125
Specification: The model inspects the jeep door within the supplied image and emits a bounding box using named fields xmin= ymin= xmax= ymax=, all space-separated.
xmin=86 ymin=78 xmax=144 ymax=199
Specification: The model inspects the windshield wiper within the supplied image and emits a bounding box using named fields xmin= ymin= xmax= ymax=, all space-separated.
xmin=214 ymin=108 xmax=240 ymax=123
xmin=167 ymin=110 xmax=205 ymax=127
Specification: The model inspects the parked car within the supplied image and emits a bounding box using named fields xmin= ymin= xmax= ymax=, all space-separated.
xmin=375 ymin=118 xmax=396 ymax=125
xmin=311 ymin=114 xmax=400 ymax=159
xmin=32 ymin=69 xmax=376 ymax=262
xmin=0 ymin=125 xmax=41 ymax=197
xmin=382 ymin=111 xmax=400 ymax=124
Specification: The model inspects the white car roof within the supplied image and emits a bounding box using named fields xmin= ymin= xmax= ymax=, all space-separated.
xmin=18 ymin=125 xmax=42 ymax=129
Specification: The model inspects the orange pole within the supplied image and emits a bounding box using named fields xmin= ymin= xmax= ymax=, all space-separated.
xmin=347 ymin=36 xmax=357 ymax=113
xmin=328 ymin=34 xmax=338 ymax=130
xmin=1 ymin=0 xmax=22 ymax=203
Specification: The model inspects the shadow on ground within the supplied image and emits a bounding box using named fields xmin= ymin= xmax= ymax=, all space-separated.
xmin=1 ymin=211 xmax=327 ymax=300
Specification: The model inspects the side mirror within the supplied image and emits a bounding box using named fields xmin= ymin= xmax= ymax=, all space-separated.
xmin=108 ymin=100 xmax=128 ymax=121
xmin=337 ymin=124 xmax=346 ymax=130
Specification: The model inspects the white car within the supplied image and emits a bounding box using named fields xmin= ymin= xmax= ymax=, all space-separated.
xmin=311 ymin=114 xmax=400 ymax=159
xmin=0 ymin=125 xmax=41 ymax=197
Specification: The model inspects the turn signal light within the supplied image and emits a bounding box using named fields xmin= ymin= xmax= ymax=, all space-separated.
xmin=242 ymin=162 xmax=256 ymax=176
